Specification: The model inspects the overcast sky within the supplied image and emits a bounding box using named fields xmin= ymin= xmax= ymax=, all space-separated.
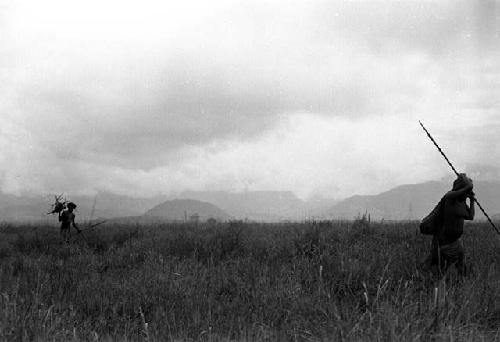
xmin=1 ymin=0 xmax=499 ymax=199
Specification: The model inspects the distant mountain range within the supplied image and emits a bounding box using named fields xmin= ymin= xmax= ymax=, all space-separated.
xmin=0 ymin=192 xmax=168 ymax=223
xmin=329 ymin=180 xmax=500 ymax=220
xmin=0 ymin=190 xmax=330 ymax=222
xmin=0 ymin=179 xmax=498 ymax=222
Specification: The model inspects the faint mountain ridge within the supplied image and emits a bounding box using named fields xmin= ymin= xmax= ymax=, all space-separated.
xmin=0 ymin=192 xmax=169 ymax=222
xmin=329 ymin=180 xmax=500 ymax=220
xmin=0 ymin=190 xmax=326 ymax=222
xmin=1 ymin=178 xmax=499 ymax=223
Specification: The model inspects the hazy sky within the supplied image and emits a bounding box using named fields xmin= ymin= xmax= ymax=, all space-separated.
xmin=1 ymin=0 xmax=499 ymax=199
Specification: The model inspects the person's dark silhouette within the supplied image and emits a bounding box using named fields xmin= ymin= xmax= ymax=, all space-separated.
xmin=426 ymin=173 xmax=475 ymax=276
xmin=59 ymin=202 xmax=81 ymax=242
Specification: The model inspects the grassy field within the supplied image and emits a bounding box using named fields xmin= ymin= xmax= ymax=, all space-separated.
xmin=1 ymin=219 xmax=499 ymax=341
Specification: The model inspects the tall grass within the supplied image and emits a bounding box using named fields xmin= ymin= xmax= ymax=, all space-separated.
xmin=0 ymin=220 xmax=499 ymax=341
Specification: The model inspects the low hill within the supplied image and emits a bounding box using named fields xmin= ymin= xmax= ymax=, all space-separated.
xmin=329 ymin=180 xmax=500 ymax=220
xmin=144 ymin=199 xmax=230 ymax=221
xmin=178 ymin=191 xmax=316 ymax=221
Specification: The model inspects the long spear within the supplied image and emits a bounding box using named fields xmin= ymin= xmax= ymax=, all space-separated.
xmin=419 ymin=121 xmax=500 ymax=235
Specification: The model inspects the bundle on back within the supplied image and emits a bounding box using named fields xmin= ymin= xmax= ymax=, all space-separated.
xmin=47 ymin=195 xmax=68 ymax=215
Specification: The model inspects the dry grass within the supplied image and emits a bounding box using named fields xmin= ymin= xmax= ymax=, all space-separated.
xmin=0 ymin=219 xmax=499 ymax=341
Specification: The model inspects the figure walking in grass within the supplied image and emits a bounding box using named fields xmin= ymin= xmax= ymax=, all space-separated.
xmin=425 ymin=173 xmax=475 ymax=276
xmin=59 ymin=202 xmax=81 ymax=242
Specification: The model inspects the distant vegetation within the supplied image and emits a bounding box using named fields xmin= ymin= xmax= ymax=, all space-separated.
xmin=1 ymin=220 xmax=499 ymax=341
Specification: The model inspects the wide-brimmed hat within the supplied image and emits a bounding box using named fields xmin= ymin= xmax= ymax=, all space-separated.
xmin=66 ymin=202 xmax=77 ymax=209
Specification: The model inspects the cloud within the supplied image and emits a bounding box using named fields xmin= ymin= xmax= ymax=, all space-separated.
xmin=0 ymin=0 xmax=499 ymax=197
xmin=2 ymin=111 xmax=496 ymax=199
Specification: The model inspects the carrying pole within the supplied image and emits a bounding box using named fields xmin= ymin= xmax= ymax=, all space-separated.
xmin=419 ymin=121 xmax=500 ymax=235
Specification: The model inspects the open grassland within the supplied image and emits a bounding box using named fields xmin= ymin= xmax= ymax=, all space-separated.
xmin=0 ymin=219 xmax=499 ymax=341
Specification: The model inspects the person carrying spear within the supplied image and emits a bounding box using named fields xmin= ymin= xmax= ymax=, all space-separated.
xmin=425 ymin=173 xmax=475 ymax=276
xmin=418 ymin=121 xmax=500 ymax=277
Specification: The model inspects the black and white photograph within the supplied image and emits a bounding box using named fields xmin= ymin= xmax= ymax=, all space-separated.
xmin=1 ymin=0 xmax=499 ymax=340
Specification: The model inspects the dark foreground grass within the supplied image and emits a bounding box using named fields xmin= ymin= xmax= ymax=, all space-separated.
xmin=0 ymin=219 xmax=499 ymax=341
